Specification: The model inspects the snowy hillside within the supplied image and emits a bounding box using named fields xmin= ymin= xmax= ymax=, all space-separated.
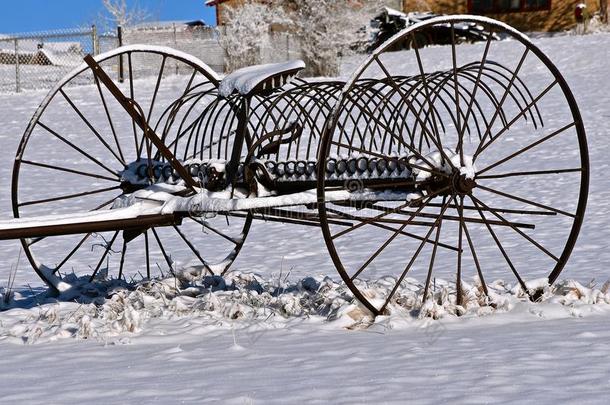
xmin=0 ymin=31 xmax=609 ymax=403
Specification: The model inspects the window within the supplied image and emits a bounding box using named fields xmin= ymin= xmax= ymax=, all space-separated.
xmin=523 ymin=0 xmax=551 ymax=10
xmin=469 ymin=0 xmax=551 ymax=13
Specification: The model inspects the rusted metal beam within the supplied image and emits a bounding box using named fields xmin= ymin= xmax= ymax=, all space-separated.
xmin=0 ymin=214 xmax=180 ymax=241
xmin=83 ymin=54 xmax=198 ymax=190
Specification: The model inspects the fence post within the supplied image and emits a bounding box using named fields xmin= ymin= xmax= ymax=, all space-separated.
xmin=14 ymin=38 xmax=20 ymax=93
xmin=173 ymin=23 xmax=177 ymax=48
xmin=173 ymin=23 xmax=178 ymax=74
xmin=117 ymin=25 xmax=124 ymax=83
xmin=91 ymin=24 xmax=98 ymax=55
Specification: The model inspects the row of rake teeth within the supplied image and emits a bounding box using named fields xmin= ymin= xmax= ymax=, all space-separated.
xmin=133 ymin=156 xmax=415 ymax=184
xmin=160 ymin=62 xmax=540 ymax=169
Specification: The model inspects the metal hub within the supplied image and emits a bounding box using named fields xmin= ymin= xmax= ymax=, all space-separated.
xmin=452 ymin=172 xmax=476 ymax=195
xmin=422 ymin=168 xmax=477 ymax=197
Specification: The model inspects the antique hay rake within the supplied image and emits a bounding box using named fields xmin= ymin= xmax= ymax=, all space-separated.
xmin=0 ymin=16 xmax=588 ymax=316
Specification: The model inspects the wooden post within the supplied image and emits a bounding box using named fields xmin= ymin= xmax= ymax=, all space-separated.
xmin=173 ymin=23 xmax=178 ymax=74
xmin=91 ymin=24 xmax=99 ymax=55
xmin=117 ymin=25 xmax=124 ymax=83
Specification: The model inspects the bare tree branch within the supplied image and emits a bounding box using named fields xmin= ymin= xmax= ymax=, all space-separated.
xmin=220 ymin=0 xmax=381 ymax=76
xmin=101 ymin=0 xmax=151 ymax=28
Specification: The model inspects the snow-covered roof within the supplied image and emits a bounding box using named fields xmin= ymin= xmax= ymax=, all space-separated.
xmin=205 ymin=0 xmax=229 ymax=6
xmin=0 ymin=39 xmax=82 ymax=54
xmin=129 ymin=20 xmax=208 ymax=30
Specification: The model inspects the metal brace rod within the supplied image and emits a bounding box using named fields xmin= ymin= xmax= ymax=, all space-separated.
xmin=83 ymin=54 xmax=199 ymax=191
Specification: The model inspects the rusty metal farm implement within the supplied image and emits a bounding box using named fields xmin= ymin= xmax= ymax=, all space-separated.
xmin=0 ymin=16 xmax=588 ymax=315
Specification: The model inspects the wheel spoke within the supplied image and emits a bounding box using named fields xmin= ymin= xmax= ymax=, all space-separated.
xmin=89 ymin=231 xmax=119 ymax=282
xmin=173 ymin=225 xmax=213 ymax=275
xmin=425 ymin=201 xmax=556 ymax=216
xmin=470 ymin=194 xmax=559 ymax=262
xmin=144 ymin=231 xmax=151 ymax=279
xmin=326 ymin=205 xmax=459 ymax=253
xmin=36 ymin=121 xmax=119 ymax=177
xmin=91 ymin=195 xmax=120 ymax=211
xmin=138 ymin=56 xmax=168 ymax=154
xmin=476 ymin=167 xmax=582 ymax=180
xmin=469 ymin=195 xmax=529 ymax=294
xmin=19 ymin=185 xmax=121 ymax=207
xmin=128 ymin=52 xmax=141 ymax=159
xmin=117 ymin=239 xmax=127 ymax=280
xmin=366 ymin=203 xmax=535 ymax=229
xmin=151 ymin=228 xmax=174 ymax=275
xmin=339 ymin=88 xmax=445 ymax=171
xmin=477 ymin=122 xmax=576 ymax=176
xmin=53 ymin=233 xmax=91 ymax=273
xmin=473 ymin=48 xmax=529 ymax=160
xmin=379 ymin=197 xmax=452 ymax=314
xmin=19 ymin=159 xmax=118 ymax=182
xmin=456 ymin=196 xmax=464 ymax=306
xmin=190 ymin=216 xmax=239 ymax=245
xmin=329 ymin=189 xmax=449 ymax=241
xmin=450 ymin=23 xmax=464 ymax=167
xmin=331 ymin=201 xmax=411 ymax=240
xmin=453 ymin=195 xmax=489 ymax=297
xmin=476 ymin=184 xmax=575 ymax=218
xmin=349 ymin=194 xmax=439 ymax=281
xmin=457 ymin=30 xmax=494 ymax=150
xmin=26 ymin=236 xmax=45 ymax=247
xmin=475 ymin=79 xmax=558 ymax=160
xmin=422 ymin=196 xmax=447 ymax=303
xmin=94 ymin=74 xmax=126 ymax=163
xmin=147 ymin=56 xmax=166 ymax=123
xmin=410 ymin=33 xmax=456 ymax=171
xmin=60 ymin=89 xmax=126 ymax=166
xmin=372 ymin=55 xmax=444 ymax=160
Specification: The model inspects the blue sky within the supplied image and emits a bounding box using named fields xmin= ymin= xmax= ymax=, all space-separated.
xmin=0 ymin=0 xmax=216 ymax=34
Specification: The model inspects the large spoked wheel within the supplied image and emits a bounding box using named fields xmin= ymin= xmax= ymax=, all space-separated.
xmin=13 ymin=45 xmax=252 ymax=292
xmin=317 ymin=16 xmax=589 ymax=316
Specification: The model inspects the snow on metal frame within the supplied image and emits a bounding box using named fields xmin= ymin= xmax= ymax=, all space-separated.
xmin=218 ymin=60 xmax=306 ymax=97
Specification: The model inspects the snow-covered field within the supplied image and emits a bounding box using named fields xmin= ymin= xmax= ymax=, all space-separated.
xmin=0 ymin=32 xmax=609 ymax=403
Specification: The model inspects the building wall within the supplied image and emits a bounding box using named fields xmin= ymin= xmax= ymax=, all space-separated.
xmin=216 ymin=0 xmax=404 ymax=25
xmin=402 ymin=0 xmax=599 ymax=31
xmin=216 ymin=0 xmax=245 ymax=26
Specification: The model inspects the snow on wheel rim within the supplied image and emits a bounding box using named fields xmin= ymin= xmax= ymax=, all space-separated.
xmin=12 ymin=46 xmax=252 ymax=292
xmin=317 ymin=15 xmax=589 ymax=316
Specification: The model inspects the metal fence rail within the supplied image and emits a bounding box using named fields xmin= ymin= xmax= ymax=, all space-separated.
xmin=0 ymin=26 xmax=116 ymax=93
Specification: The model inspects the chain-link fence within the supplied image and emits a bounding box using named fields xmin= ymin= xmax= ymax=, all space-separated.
xmin=0 ymin=26 xmax=118 ymax=93
xmin=262 ymin=31 xmax=303 ymax=65
xmin=122 ymin=23 xmax=225 ymax=74
xmin=0 ymin=22 xmax=309 ymax=94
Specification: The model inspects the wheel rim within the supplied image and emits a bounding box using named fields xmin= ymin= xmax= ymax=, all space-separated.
xmin=317 ymin=16 xmax=589 ymax=316
xmin=12 ymin=45 xmax=252 ymax=290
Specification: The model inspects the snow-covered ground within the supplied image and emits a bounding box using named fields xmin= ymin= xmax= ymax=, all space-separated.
xmin=0 ymin=32 xmax=609 ymax=403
